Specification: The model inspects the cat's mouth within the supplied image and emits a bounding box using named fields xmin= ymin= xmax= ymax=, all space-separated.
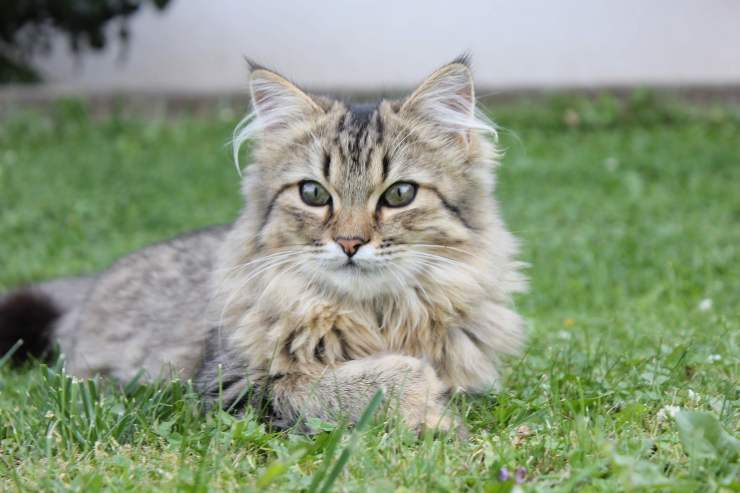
xmin=320 ymin=260 xmax=389 ymax=298
xmin=334 ymin=258 xmax=374 ymax=273
xmin=341 ymin=259 xmax=362 ymax=270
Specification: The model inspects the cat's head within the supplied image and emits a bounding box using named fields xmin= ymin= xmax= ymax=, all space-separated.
xmin=232 ymin=57 xmax=505 ymax=300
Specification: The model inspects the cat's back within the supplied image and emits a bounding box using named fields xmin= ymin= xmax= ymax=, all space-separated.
xmin=57 ymin=225 xmax=231 ymax=382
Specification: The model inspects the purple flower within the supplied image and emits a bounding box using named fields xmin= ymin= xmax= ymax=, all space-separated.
xmin=497 ymin=467 xmax=510 ymax=481
xmin=515 ymin=467 xmax=528 ymax=484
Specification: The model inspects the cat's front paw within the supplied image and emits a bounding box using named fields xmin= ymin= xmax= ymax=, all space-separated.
xmin=412 ymin=409 xmax=469 ymax=439
xmin=371 ymin=354 xmax=465 ymax=438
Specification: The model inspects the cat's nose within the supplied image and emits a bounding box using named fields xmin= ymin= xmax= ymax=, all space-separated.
xmin=334 ymin=237 xmax=367 ymax=257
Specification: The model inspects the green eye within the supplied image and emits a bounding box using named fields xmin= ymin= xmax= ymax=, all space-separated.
xmin=299 ymin=181 xmax=331 ymax=206
xmin=382 ymin=182 xmax=417 ymax=208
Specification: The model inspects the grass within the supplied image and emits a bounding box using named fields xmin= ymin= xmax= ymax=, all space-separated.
xmin=0 ymin=93 xmax=738 ymax=491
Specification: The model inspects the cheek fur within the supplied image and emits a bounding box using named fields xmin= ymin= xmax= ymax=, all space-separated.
xmin=261 ymin=201 xmax=329 ymax=248
xmin=376 ymin=188 xmax=470 ymax=244
xmin=378 ymin=206 xmax=471 ymax=247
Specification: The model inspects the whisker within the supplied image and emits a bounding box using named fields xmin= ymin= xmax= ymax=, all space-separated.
xmin=217 ymin=257 xmax=299 ymax=327
xmin=236 ymin=257 xmax=299 ymax=289
xmin=255 ymin=263 xmax=303 ymax=305
xmin=404 ymin=251 xmax=478 ymax=273
xmin=407 ymin=243 xmax=476 ymax=257
xmin=402 ymin=252 xmax=486 ymax=293
xmin=403 ymin=259 xmax=461 ymax=300
xmin=215 ymin=248 xmax=314 ymax=276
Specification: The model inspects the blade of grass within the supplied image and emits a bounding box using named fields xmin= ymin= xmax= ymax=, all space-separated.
xmin=316 ymin=390 xmax=384 ymax=493
xmin=0 ymin=340 xmax=22 ymax=369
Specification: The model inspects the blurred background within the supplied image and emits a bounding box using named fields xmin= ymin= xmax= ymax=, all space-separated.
xmin=1 ymin=3 xmax=738 ymax=489
xmin=2 ymin=0 xmax=740 ymax=98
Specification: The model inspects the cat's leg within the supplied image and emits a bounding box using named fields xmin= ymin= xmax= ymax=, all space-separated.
xmin=270 ymin=353 xmax=462 ymax=435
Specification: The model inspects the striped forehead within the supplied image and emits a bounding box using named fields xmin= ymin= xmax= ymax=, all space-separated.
xmin=325 ymin=103 xmax=386 ymax=205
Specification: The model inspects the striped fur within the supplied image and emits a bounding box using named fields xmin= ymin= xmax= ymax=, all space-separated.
xmin=1 ymin=57 xmax=526 ymax=435
xmin=207 ymin=58 xmax=526 ymax=432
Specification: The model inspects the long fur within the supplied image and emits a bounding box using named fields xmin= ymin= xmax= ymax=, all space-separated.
xmin=209 ymin=57 xmax=527 ymax=430
xmin=1 ymin=57 xmax=526 ymax=435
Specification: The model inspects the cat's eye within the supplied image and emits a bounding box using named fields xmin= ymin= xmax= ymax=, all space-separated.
xmin=381 ymin=182 xmax=417 ymax=208
xmin=299 ymin=181 xmax=331 ymax=207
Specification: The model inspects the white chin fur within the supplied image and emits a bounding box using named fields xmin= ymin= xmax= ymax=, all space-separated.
xmin=298 ymin=243 xmax=406 ymax=300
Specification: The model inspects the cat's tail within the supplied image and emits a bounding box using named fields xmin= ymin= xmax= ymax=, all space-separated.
xmin=0 ymin=276 xmax=94 ymax=366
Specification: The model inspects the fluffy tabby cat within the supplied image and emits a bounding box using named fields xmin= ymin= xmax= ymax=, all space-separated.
xmin=0 ymin=56 xmax=526 ymax=434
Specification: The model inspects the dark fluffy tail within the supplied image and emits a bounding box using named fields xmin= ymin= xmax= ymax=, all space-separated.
xmin=0 ymin=290 xmax=60 ymax=365
xmin=0 ymin=276 xmax=94 ymax=366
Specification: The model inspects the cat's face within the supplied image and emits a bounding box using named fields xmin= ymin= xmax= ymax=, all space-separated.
xmin=236 ymin=59 xmax=497 ymax=300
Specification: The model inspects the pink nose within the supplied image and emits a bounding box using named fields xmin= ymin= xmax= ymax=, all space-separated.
xmin=335 ymin=237 xmax=367 ymax=257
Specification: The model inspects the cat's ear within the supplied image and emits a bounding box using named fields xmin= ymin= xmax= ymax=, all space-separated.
xmin=401 ymin=56 xmax=490 ymax=138
xmin=248 ymin=61 xmax=323 ymax=132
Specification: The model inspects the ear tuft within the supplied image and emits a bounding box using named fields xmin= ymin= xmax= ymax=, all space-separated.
xmin=401 ymin=58 xmax=493 ymax=138
xmin=450 ymin=52 xmax=472 ymax=68
xmin=232 ymin=64 xmax=323 ymax=172
xmin=244 ymin=57 xmax=267 ymax=73
xmin=249 ymin=69 xmax=322 ymax=131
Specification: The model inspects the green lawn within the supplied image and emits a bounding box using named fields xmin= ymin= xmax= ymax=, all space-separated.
xmin=1 ymin=94 xmax=738 ymax=491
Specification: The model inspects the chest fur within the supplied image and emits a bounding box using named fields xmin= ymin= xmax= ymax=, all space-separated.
xmin=233 ymin=295 xmax=497 ymax=391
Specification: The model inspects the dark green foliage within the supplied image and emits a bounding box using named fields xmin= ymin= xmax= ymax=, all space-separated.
xmin=0 ymin=0 xmax=171 ymax=82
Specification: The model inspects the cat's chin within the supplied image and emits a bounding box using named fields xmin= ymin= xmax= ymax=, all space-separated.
xmin=319 ymin=264 xmax=396 ymax=300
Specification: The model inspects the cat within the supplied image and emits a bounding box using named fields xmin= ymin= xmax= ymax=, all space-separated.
xmin=0 ymin=56 xmax=526 ymax=434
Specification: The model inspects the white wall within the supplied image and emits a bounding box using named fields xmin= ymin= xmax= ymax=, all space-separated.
xmin=35 ymin=0 xmax=740 ymax=91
